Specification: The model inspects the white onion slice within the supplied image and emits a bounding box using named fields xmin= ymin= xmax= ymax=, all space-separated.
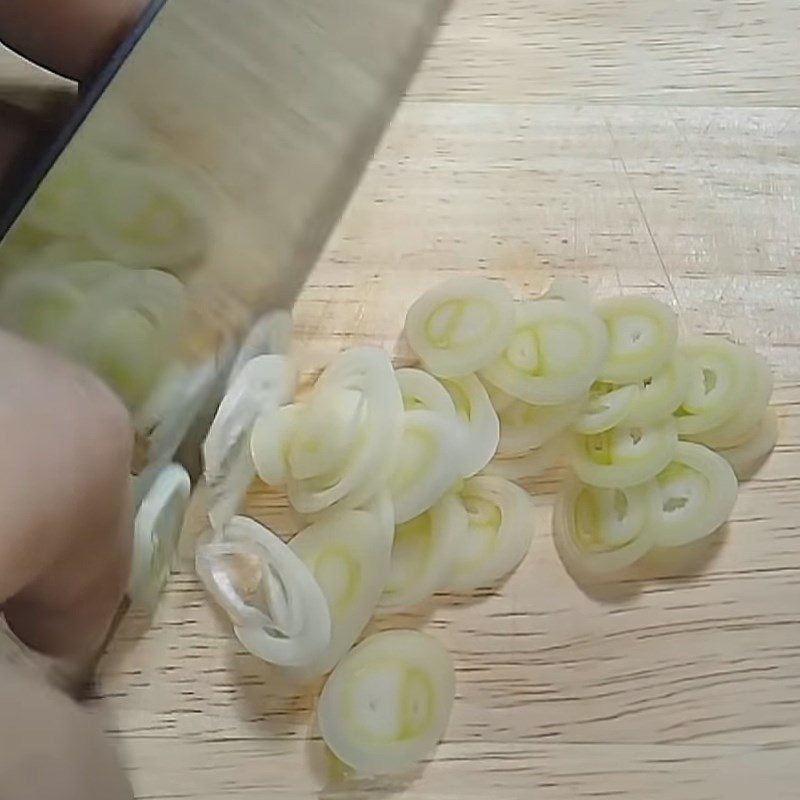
xmin=318 ymin=629 xmax=455 ymax=776
xmin=287 ymin=347 xmax=403 ymax=514
xmin=498 ymin=396 xmax=585 ymax=454
xmin=203 ymin=355 xmax=295 ymax=532
xmin=130 ymin=463 xmax=191 ymax=609
xmin=441 ymin=374 xmax=499 ymax=476
xmin=674 ymin=338 xmax=750 ymax=435
xmin=389 ymin=409 xmax=463 ymax=524
xmin=572 ymin=383 xmax=635 ymax=436
xmin=250 ymin=404 xmax=300 ymax=487
xmin=396 ymin=368 xmax=456 ymax=416
xmin=288 ymin=389 xmax=365 ymax=481
xmin=480 ymin=299 xmax=608 ymax=405
xmin=404 ymin=277 xmax=515 ymax=377
xmin=287 ymin=509 xmax=392 ymax=679
xmin=195 ymin=516 xmax=331 ymax=667
xmin=649 ymin=442 xmax=738 ymax=547
xmin=483 ymin=433 xmax=567 ymax=480
xmin=197 ymin=538 xmax=297 ymax=634
xmin=717 ymin=408 xmax=778 ymax=480
xmin=447 ymin=476 xmax=535 ymax=591
xmin=686 ymin=349 xmax=773 ymax=449
xmin=553 ymin=478 xmax=655 ymax=574
xmin=361 ymin=490 xmax=396 ymax=544
xmin=571 ymin=418 xmax=678 ymax=489
xmin=625 ymin=356 xmax=690 ymax=427
xmin=540 ymin=277 xmax=593 ymax=305
xmin=596 ymin=296 xmax=678 ymax=384
xmin=380 ymin=493 xmax=467 ymax=611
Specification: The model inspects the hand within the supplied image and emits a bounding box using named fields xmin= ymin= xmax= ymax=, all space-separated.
xmin=0 ymin=0 xmax=146 ymax=679
xmin=0 ymin=0 xmax=146 ymax=80
xmin=0 ymin=0 xmax=148 ymax=187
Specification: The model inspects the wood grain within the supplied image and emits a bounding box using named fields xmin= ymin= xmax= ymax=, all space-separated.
xmin=6 ymin=0 xmax=800 ymax=797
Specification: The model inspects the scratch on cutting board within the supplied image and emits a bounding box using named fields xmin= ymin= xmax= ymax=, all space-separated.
xmin=603 ymin=116 xmax=682 ymax=312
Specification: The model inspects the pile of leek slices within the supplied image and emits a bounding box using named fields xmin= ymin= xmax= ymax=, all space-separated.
xmin=196 ymin=275 xmax=776 ymax=778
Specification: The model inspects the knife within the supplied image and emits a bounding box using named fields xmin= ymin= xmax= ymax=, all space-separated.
xmin=0 ymin=0 xmax=450 ymax=612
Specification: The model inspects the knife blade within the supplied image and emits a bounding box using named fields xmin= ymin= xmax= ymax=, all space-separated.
xmin=0 ymin=0 xmax=450 ymax=481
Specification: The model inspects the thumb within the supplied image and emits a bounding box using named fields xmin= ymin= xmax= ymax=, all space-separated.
xmin=0 ymin=332 xmax=134 ymax=672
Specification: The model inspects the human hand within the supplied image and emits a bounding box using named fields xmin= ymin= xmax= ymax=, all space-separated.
xmin=0 ymin=0 xmax=147 ymax=681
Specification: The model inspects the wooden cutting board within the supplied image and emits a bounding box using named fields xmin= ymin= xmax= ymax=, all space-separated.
xmin=11 ymin=0 xmax=800 ymax=796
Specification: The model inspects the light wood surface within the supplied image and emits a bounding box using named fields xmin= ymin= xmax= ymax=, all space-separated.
xmin=9 ymin=0 xmax=800 ymax=797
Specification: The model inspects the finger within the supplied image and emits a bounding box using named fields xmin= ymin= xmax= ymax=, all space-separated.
xmin=0 ymin=660 xmax=133 ymax=799
xmin=0 ymin=0 xmax=148 ymax=81
xmin=0 ymin=332 xmax=134 ymax=667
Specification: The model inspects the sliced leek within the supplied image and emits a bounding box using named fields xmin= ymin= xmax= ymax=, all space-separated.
xmin=318 ymin=629 xmax=455 ymax=776
xmin=498 ymin=396 xmax=585 ymax=454
xmin=483 ymin=433 xmax=567 ymax=480
xmin=250 ymin=404 xmax=300 ymax=487
xmin=448 ymin=476 xmax=535 ymax=591
xmin=288 ymin=389 xmax=365 ymax=481
xmin=571 ymin=418 xmax=678 ymax=488
xmin=287 ymin=509 xmax=392 ymax=679
xmin=571 ymin=383 xmax=635 ymax=436
xmin=362 ymin=489 xmax=396 ymax=544
xmin=625 ymin=356 xmax=689 ymax=427
xmin=596 ymin=296 xmax=678 ymax=383
xmin=196 ymin=516 xmax=331 ymax=667
xmin=553 ymin=478 xmax=655 ymax=573
xmin=674 ymin=337 xmax=750 ymax=435
xmin=287 ymin=347 xmax=403 ymax=514
xmin=203 ymin=355 xmax=295 ymax=532
xmin=130 ymin=463 xmax=191 ymax=609
xmin=717 ymin=408 xmax=778 ymax=480
xmin=480 ymin=299 xmax=608 ymax=405
xmin=441 ymin=374 xmax=499 ymax=476
xmin=404 ymin=277 xmax=515 ymax=377
xmin=686 ymin=349 xmax=773 ymax=449
xmin=649 ymin=442 xmax=738 ymax=547
xmin=396 ymin=368 xmax=457 ymax=417
xmin=380 ymin=493 xmax=467 ymax=611
xmin=389 ymin=409 xmax=463 ymax=524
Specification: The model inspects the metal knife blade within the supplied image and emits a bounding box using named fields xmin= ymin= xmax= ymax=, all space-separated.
xmin=0 ymin=0 xmax=449 ymax=479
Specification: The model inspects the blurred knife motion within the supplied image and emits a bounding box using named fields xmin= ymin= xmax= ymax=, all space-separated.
xmin=0 ymin=0 xmax=450 ymax=486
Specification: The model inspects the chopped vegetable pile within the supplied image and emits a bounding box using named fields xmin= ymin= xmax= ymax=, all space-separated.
xmin=197 ymin=275 xmax=777 ymax=778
